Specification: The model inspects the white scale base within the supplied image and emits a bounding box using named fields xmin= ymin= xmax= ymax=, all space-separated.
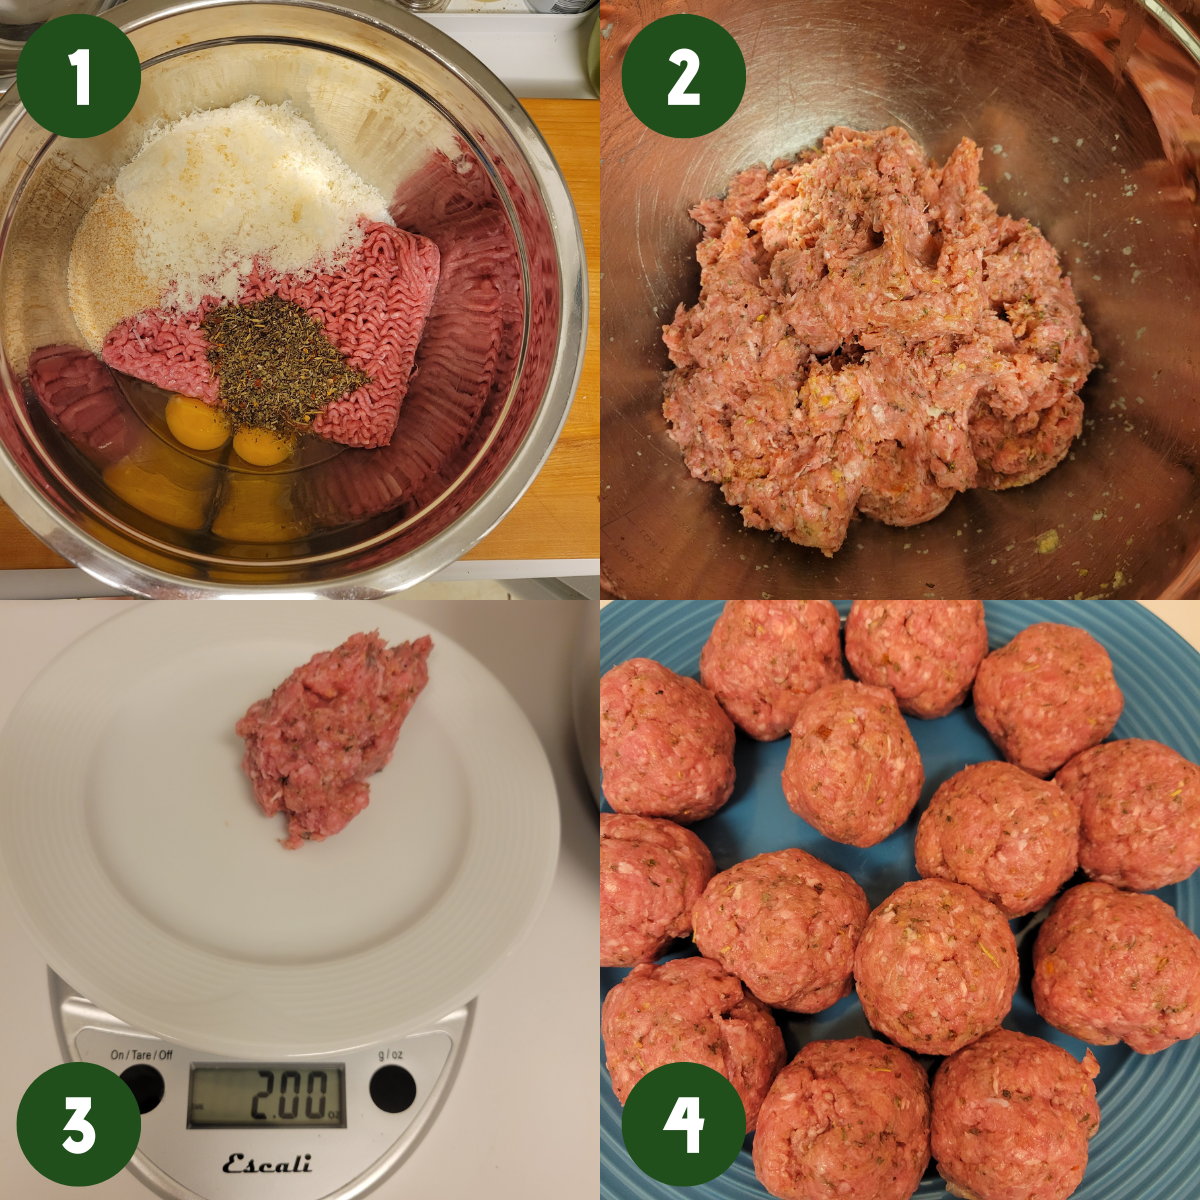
xmin=51 ymin=972 xmax=473 ymax=1200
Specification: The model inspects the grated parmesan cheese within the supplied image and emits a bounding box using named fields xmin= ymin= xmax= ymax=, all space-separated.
xmin=112 ymin=97 xmax=392 ymax=311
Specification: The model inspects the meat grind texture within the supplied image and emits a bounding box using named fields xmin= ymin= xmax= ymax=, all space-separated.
xmin=753 ymin=1038 xmax=931 ymax=1200
xmin=931 ymin=1029 xmax=1100 ymax=1200
xmin=700 ymin=599 xmax=844 ymax=740
xmin=691 ymin=848 xmax=869 ymax=1013
xmin=236 ymin=630 xmax=431 ymax=848
xmin=600 ymin=812 xmax=715 ymax=967
xmin=601 ymin=956 xmax=786 ymax=1131
xmin=662 ymin=127 xmax=1095 ymax=555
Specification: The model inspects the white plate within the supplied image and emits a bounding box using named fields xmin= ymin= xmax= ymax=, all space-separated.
xmin=0 ymin=601 xmax=559 ymax=1056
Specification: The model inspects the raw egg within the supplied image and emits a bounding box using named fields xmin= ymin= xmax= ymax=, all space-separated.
xmin=164 ymin=393 xmax=231 ymax=451
xmin=233 ymin=426 xmax=295 ymax=467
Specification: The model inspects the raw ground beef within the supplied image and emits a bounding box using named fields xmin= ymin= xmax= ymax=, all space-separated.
xmin=27 ymin=344 xmax=136 ymax=467
xmin=1055 ymin=738 xmax=1200 ymax=891
xmin=662 ymin=126 xmax=1095 ymax=555
xmin=102 ymin=223 xmax=441 ymax=450
xmin=1033 ymin=881 xmax=1200 ymax=1053
xmin=915 ymin=760 xmax=1079 ymax=918
xmin=781 ymin=680 xmax=924 ymax=847
xmin=753 ymin=1037 xmax=931 ymax=1200
xmin=973 ymin=623 xmax=1124 ymax=778
xmin=931 ymin=1029 xmax=1099 ymax=1200
xmin=854 ymin=879 xmax=1019 ymax=1054
xmin=691 ymin=847 xmax=869 ymax=1013
xmin=601 ymin=955 xmax=786 ymax=1131
xmin=844 ymin=600 xmax=988 ymax=719
xmin=600 ymin=812 xmax=715 ymax=967
xmin=600 ymin=657 xmax=736 ymax=823
xmin=699 ymin=600 xmax=844 ymax=740
xmin=236 ymin=630 xmax=432 ymax=848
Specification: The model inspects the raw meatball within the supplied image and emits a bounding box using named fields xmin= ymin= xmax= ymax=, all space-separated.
xmin=854 ymin=879 xmax=1019 ymax=1054
xmin=781 ymin=680 xmax=924 ymax=847
xmin=600 ymin=658 xmax=736 ymax=823
xmin=601 ymin=956 xmax=786 ymax=1131
xmin=915 ymin=761 xmax=1079 ymax=917
xmin=700 ymin=600 xmax=844 ymax=740
xmin=1055 ymin=738 xmax=1200 ymax=891
xmin=600 ymin=813 xmax=715 ymax=967
xmin=844 ymin=600 xmax=988 ymax=719
xmin=1033 ymin=881 xmax=1200 ymax=1053
xmin=973 ymin=623 xmax=1124 ymax=778
xmin=692 ymin=848 xmax=869 ymax=1012
xmin=931 ymin=1029 xmax=1100 ymax=1200
xmin=753 ymin=1037 xmax=931 ymax=1200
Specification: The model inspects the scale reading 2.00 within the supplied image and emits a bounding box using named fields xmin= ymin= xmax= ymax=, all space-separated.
xmin=188 ymin=1065 xmax=346 ymax=1128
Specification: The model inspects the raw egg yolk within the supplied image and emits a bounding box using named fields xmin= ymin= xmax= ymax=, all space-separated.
xmin=164 ymin=393 xmax=231 ymax=451
xmin=233 ymin=426 xmax=294 ymax=467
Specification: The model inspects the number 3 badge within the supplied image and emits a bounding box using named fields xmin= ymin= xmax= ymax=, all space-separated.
xmin=17 ymin=14 xmax=141 ymax=139
xmin=620 ymin=1061 xmax=747 ymax=1186
xmin=17 ymin=1062 xmax=141 ymax=1185
xmin=620 ymin=14 xmax=746 ymax=139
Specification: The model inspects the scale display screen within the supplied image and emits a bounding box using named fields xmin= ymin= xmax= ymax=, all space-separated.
xmin=188 ymin=1064 xmax=346 ymax=1128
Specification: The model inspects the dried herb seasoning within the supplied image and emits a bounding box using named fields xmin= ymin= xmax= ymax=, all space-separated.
xmin=202 ymin=296 xmax=370 ymax=434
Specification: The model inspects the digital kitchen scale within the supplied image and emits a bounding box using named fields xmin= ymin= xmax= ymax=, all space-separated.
xmin=50 ymin=972 xmax=473 ymax=1200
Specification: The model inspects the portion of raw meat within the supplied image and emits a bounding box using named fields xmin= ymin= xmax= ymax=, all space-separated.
xmin=236 ymin=630 xmax=432 ymax=848
xmin=1055 ymin=738 xmax=1200 ymax=891
xmin=700 ymin=600 xmax=844 ymax=740
xmin=915 ymin=760 xmax=1079 ymax=917
xmin=781 ymin=680 xmax=924 ymax=847
xmin=854 ymin=879 xmax=1019 ymax=1055
xmin=103 ymin=224 xmax=441 ymax=450
xmin=27 ymin=344 xmax=136 ymax=467
xmin=1033 ymin=881 xmax=1200 ymax=1054
xmin=844 ymin=600 xmax=988 ymax=719
xmin=601 ymin=956 xmax=786 ymax=1131
xmin=662 ymin=126 xmax=1095 ymax=555
xmin=973 ymin=622 xmax=1124 ymax=778
xmin=600 ymin=657 xmax=736 ymax=823
xmin=600 ymin=812 xmax=715 ymax=967
xmin=753 ymin=1038 xmax=931 ymax=1200
xmin=931 ymin=1029 xmax=1100 ymax=1200
xmin=692 ymin=847 xmax=869 ymax=1013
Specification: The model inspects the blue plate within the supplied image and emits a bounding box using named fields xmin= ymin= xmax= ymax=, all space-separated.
xmin=600 ymin=601 xmax=1200 ymax=1200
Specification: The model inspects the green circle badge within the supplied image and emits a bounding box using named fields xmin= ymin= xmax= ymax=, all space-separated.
xmin=17 ymin=15 xmax=141 ymax=139
xmin=17 ymin=1062 xmax=141 ymax=1186
xmin=621 ymin=1061 xmax=747 ymax=1186
xmin=621 ymin=14 xmax=746 ymax=139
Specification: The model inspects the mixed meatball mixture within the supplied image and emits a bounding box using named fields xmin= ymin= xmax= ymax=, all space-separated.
xmin=662 ymin=126 xmax=1096 ymax=555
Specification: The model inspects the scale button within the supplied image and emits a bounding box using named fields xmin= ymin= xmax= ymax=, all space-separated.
xmin=119 ymin=1064 xmax=165 ymax=1115
xmin=369 ymin=1065 xmax=416 ymax=1113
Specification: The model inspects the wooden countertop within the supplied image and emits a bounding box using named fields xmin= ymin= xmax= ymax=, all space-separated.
xmin=0 ymin=97 xmax=599 ymax=572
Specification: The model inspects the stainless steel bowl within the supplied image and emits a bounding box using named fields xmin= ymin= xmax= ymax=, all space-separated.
xmin=600 ymin=0 xmax=1200 ymax=599
xmin=0 ymin=0 xmax=586 ymax=595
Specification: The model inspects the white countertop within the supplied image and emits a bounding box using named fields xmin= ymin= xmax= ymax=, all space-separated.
xmin=0 ymin=598 xmax=599 ymax=1199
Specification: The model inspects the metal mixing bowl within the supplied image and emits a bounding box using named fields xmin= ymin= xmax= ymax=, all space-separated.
xmin=0 ymin=0 xmax=586 ymax=595
xmin=600 ymin=0 xmax=1200 ymax=598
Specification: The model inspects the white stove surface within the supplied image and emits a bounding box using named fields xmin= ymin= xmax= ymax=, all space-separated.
xmin=0 ymin=598 xmax=599 ymax=1199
